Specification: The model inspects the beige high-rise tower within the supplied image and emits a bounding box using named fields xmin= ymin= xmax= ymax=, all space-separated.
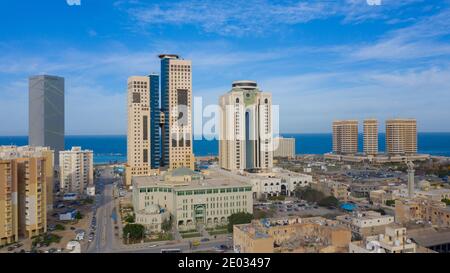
xmin=332 ymin=120 xmax=358 ymax=155
xmin=219 ymin=80 xmax=273 ymax=172
xmin=363 ymin=119 xmax=378 ymax=155
xmin=126 ymin=76 xmax=155 ymax=186
xmin=385 ymin=119 xmax=417 ymax=155
xmin=160 ymin=54 xmax=194 ymax=170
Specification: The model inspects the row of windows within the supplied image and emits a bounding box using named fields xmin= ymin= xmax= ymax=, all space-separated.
xmin=176 ymin=187 xmax=252 ymax=196
xmin=139 ymin=187 xmax=173 ymax=193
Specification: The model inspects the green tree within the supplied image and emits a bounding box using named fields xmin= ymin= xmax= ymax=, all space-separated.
xmin=227 ymin=212 xmax=253 ymax=232
xmin=75 ymin=211 xmax=83 ymax=220
xmin=124 ymin=213 xmax=135 ymax=223
xmin=54 ymin=224 xmax=65 ymax=231
xmin=318 ymin=196 xmax=339 ymax=207
xmin=441 ymin=199 xmax=450 ymax=206
xmin=123 ymin=224 xmax=146 ymax=242
xmin=373 ymin=208 xmax=386 ymax=215
xmin=385 ymin=200 xmax=395 ymax=207
xmin=161 ymin=218 xmax=172 ymax=232
xmin=295 ymin=187 xmax=325 ymax=203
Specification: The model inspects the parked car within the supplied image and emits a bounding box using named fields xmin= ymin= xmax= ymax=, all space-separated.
xmin=201 ymin=238 xmax=210 ymax=242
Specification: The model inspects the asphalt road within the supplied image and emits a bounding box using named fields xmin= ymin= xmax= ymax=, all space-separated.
xmin=87 ymin=168 xmax=117 ymax=253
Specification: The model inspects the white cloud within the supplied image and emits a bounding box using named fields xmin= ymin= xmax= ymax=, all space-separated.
xmin=123 ymin=0 xmax=423 ymax=36
xmin=347 ymin=7 xmax=450 ymax=61
xmin=66 ymin=0 xmax=81 ymax=6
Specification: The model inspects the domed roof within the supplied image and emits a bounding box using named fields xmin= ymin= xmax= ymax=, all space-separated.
xmin=144 ymin=204 xmax=160 ymax=214
xmin=170 ymin=167 xmax=196 ymax=177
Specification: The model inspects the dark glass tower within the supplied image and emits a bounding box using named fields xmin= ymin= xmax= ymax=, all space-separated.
xmin=149 ymin=73 xmax=160 ymax=169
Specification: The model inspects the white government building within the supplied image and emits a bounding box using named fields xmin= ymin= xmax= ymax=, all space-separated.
xmin=132 ymin=168 xmax=253 ymax=231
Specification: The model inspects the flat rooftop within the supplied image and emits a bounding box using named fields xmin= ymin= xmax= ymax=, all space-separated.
xmin=409 ymin=229 xmax=450 ymax=247
xmin=133 ymin=168 xmax=252 ymax=189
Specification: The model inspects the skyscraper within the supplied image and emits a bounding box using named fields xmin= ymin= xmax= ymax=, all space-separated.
xmin=385 ymin=119 xmax=417 ymax=155
xmin=126 ymin=76 xmax=153 ymax=186
xmin=219 ymin=80 xmax=273 ymax=172
xmin=363 ymin=119 xmax=378 ymax=155
xmin=159 ymin=54 xmax=194 ymax=170
xmin=149 ymin=73 xmax=161 ymax=169
xmin=29 ymin=75 xmax=64 ymax=164
xmin=332 ymin=120 xmax=358 ymax=155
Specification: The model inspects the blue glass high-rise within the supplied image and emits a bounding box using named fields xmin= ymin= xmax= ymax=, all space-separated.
xmin=149 ymin=73 xmax=160 ymax=169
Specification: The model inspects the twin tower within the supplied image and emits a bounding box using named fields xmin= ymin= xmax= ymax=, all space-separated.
xmin=126 ymin=54 xmax=194 ymax=185
xmin=126 ymin=55 xmax=275 ymax=185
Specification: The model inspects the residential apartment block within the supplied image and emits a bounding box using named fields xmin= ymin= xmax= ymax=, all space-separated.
xmin=234 ymin=216 xmax=351 ymax=253
xmin=336 ymin=211 xmax=394 ymax=239
xmin=349 ymin=225 xmax=416 ymax=253
xmin=0 ymin=146 xmax=54 ymax=245
xmin=59 ymin=147 xmax=93 ymax=195
xmin=273 ymin=137 xmax=295 ymax=158
xmin=363 ymin=119 xmax=378 ymax=155
xmin=386 ymin=119 xmax=417 ymax=155
xmin=332 ymin=120 xmax=358 ymax=155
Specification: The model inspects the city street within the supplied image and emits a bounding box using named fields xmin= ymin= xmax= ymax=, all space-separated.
xmin=86 ymin=166 xmax=232 ymax=253
xmin=87 ymin=168 xmax=118 ymax=253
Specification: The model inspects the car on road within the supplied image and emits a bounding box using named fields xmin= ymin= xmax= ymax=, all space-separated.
xmin=201 ymin=238 xmax=210 ymax=242
xmin=149 ymin=244 xmax=158 ymax=248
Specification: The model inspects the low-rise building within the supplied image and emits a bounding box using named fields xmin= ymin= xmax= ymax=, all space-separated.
xmin=395 ymin=197 xmax=450 ymax=228
xmin=349 ymin=225 xmax=416 ymax=253
xmin=415 ymin=188 xmax=450 ymax=201
xmin=336 ymin=211 xmax=394 ymax=239
xmin=134 ymin=204 xmax=170 ymax=233
xmin=234 ymin=216 xmax=351 ymax=253
xmin=311 ymin=180 xmax=349 ymax=201
xmin=408 ymin=227 xmax=450 ymax=253
xmin=132 ymin=168 xmax=253 ymax=231
xmin=59 ymin=210 xmax=78 ymax=221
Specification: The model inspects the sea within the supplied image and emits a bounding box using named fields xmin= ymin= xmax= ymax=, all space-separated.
xmin=0 ymin=133 xmax=449 ymax=164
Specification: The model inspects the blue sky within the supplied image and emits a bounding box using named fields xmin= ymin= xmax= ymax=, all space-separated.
xmin=0 ymin=0 xmax=449 ymax=135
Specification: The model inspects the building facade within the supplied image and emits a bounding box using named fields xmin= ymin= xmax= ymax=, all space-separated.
xmin=349 ymin=226 xmax=416 ymax=253
xmin=395 ymin=197 xmax=450 ymax=228
xmin=149 ymin=73 xmax=161 ymax=169
xmin=332 ymin=120 xmax=358 ymax=155
xmin=126 ymin=76 xmax=153 ymax=186
xmin=29 ymin=75 xmax=64 ymax=164
xmin=234 ymin=217 xmax=351 ymax=253
xmin=132 ymin=168 xmax=253 ymax=231
xmin=0 ymin=146 xmax=53 ymax=245
xmin=59 ymin=147 xmax=93 ymax=195
xmin=385 ymin=119 xmax=417 ymax=155
xmin=273 ymin=137 xmax=295 ymax=158
xmin=219 ymin=80 xmax=273 ymax=172
xmin=336 ymin=211 xmax=394 ymax=239
xmin=0 ymin=159 xmax=18 ymax=246
xmin=160 ymin=54 xmax=195 ymax=170
xmin=363 ymin=119 xmax=378 ymax=155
